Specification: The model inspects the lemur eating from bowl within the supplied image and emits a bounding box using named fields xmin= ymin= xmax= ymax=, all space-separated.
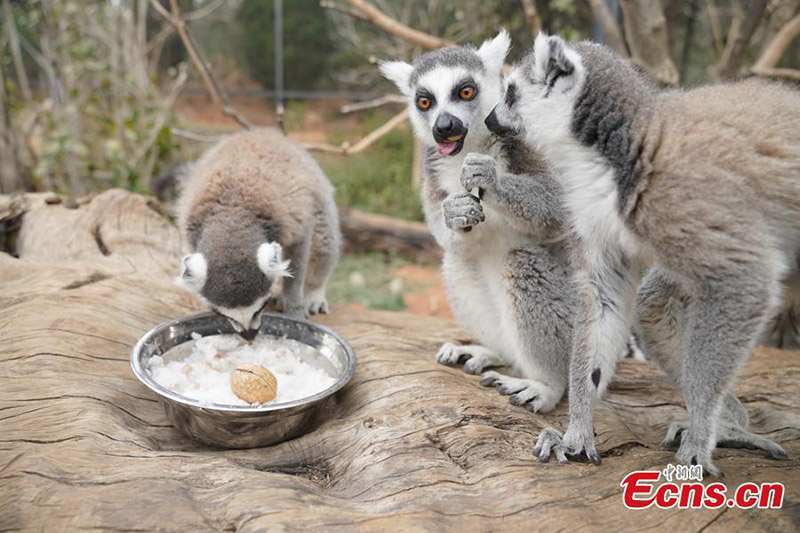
xmin=175 ymin=128 xmax=341 ymax=337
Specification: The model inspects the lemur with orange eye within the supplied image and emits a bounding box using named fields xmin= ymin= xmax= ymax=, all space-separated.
xmin=381 ymin=32 xmax=641 ymax=413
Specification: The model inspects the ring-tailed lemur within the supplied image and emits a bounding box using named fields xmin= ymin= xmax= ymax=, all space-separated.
xmin=487 ymin=33 xmax=798 ymax=476
xmin=381 ymin=31 xmax=590 ymax=413
xmin=175 ymin=128 xmax=341 ymax=336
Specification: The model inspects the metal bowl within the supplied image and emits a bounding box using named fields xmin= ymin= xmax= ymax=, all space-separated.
xmin=130 ymin=311 xmax=356 ymax=448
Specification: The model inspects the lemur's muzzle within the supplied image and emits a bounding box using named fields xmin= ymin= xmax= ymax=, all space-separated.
xmin=432 ymin=112 xmax=466 ymax=156
xmin=485 ymin=106 xmax=514 ymax=138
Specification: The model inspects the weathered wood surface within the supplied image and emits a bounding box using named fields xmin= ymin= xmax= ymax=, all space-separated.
xmin=1 ymin=189 xmax=799 ymax=532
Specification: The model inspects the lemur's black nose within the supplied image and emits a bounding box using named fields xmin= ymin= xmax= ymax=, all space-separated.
xmin=485 ymin=106 xmax=514 ymax=137
xmin=432 ymin=113 xmax=464 ymax=142
xmin=238 ymin=328 xmax=259 ymax=341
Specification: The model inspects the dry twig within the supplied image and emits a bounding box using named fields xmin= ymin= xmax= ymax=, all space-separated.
xmin=752 ymin=14 xmax=800 ymax=75
xmin=319 ymin=1 xmax=369 ymax=21
xmin=340 ymin=94 xmax=405 ymax=114
xmin=343 ymin=0 xmax=455 ymax=50
xmin=303 ymin=109 xmax=408 ymax=155
xmin=149 ymin=0 xmax=252 ymax=129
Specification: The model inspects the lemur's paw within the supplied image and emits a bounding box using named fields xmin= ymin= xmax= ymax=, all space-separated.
xmin=534 ymin=425 xmax=601 ymax=465
xmin=663 ymin=420 xmax=788 ymax=461
xmin=534 ymin=427 xmax=569 ymax=464
xmin=443 ymin=192 xmax=484 ymax=233
xmin=661 ymin=420 xmax=689 ymax=449
xmin=436 ymin=343 xmax=500 ymax=372
xmin=276 ymin=297 xmax=308 ymax=319
xmin=460 ymin=153 xmax=497 ymax=199
xmin=675 ymin=433 xmax=724 ymax=479
xmin=463 ymin=351 xmax=503 ymax=374
xmin=718 ymin=426 xmax=789 ymax=460
xmin=435 ymin=342 xmax=469 ymax=366
xmin=480 ymin=373 xmax=559 ymax=413
xmin=304 ymin=290 xmax=329 ymax=315
xmin=507 ymin=380 xmax=560 ymax=414
xmin=306 ymin=298 xmax=328 ymax=315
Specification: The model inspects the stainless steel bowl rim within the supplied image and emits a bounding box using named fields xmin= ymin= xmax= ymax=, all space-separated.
xmin=130 ymin=311 xmax=356 ymax=413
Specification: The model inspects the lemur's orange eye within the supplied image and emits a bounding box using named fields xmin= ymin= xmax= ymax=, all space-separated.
xmin=417 ymin=97 xmax=431 ymax=111
xmin=459 ymin=86 xmax=476 ymax=100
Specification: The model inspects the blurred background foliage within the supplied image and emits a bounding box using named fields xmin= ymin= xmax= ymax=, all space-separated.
xmin=2 ymin=0 xmax=799 ymax=208
xmin=1 ymin=0 xmax=798 ymax=311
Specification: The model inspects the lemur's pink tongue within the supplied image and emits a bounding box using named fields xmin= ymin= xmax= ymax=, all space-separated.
xmin=436 ymin=142 xmax=458 ymax=156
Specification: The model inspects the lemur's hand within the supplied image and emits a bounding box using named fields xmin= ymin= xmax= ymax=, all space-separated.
xmin=534 ymin=424 xmax=601 ymax=465
xmin=443 ymin=192 xmax=484 ymax=233
xmin=460 ymin=153 xmax=497 ymax=199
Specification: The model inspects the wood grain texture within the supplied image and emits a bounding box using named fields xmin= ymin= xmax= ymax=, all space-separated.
xmin=1 ymin=189 xmax=798 ymax=532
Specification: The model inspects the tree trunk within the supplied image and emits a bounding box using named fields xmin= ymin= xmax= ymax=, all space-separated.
xmin=0 ymin=52 xmax=24 ymax=193
xmin=715 ymin=0 xmax=769 ymax=79
xmin=619 ymin=0 xmax=679 ymax=85
xmin=1 ymin=189 xmax=799 ymax=530
xmin=587 ymin=0 xmax=629 ymax=56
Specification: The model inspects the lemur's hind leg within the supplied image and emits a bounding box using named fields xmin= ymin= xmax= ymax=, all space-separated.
xmin=637 ymin=267 xmax=788 ymax=475
xmin=761 ymin=267 xmax=800 ymax=349
xmin=496 ymin=244 xmax=574 ymax=414
xmin=436 ymin=342 xmax=505 ymax=374
xmin=303 ymin=203 xmax=341 ymax=315
xmin=638 ymin=269 xmax=786 ymax=459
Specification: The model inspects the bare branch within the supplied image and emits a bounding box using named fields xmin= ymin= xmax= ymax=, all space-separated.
xmin=130 ymin=64 xmax=189 ymax=170
xmin=587 ymin=0 xmax=629 ymax=56
xmin=345 ymin=0 xmax=455 ymax=50
xmin=185 ymin=0 xmax=227 ymax=21
xmin=520 ymin=0 xmax=542 ymax=36
xmin=170 ymin=127 xmax=224 ymax=143
xmin=148 ymin=0 xmax=252 ymax=129
xmin=340 ymin=94 xmax=405 ymax=114
xmin=753 ymin=14 xmax=800 ymax=72
xmin=320 ymin=1 xmax=369 ymax=21
xmin=752 ymin=67 xmax=800 ymax=81
xmin=715 ymin=0 xmax=769 ymax=79
xmin=304 ymin=109 xmax=408 ymax=155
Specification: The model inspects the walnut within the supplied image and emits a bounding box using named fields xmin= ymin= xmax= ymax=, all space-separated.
xmin=231 ymin=364 xmax=278 ymax=404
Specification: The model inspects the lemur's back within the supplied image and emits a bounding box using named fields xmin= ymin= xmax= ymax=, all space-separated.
xmin=654 ymin=80 xmax=800 ymax=232
xmin=177 ymin=128 xmax=334 ymax=247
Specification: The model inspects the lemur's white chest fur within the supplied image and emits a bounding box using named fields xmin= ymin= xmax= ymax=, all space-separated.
xmin=522 ymin=106 xmax=646 ymax=263
xmin=432 ymin=147 xmax=537 ymax=363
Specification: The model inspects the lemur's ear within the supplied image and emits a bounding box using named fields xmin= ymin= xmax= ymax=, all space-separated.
xmin=533 ymin=33 xmax=575 ymax=88
xmin=176 ymin=253 xmax=207 ymax=292
xmin=379 ymin=61 xmax=413 ymax=95
xmin=257 ymin=242 xmax=292 ymax=279
xmin=477 ymin=29 xmax=511 ymax=74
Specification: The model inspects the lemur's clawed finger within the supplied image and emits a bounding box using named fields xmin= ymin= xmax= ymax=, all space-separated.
xmin=534 ymin=427 xmax=568 ymax=464
xmin=661 ymin=420 xmax=687 ymax=449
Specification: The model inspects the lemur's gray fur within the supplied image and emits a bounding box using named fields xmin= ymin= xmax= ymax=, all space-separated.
xmin=381 ymin=32 xmax=593 ymax=413
xmin=175 ymin=128 xmax=341 ymax=332
xmin=488 ymin=34 xmax=798 ymax=476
